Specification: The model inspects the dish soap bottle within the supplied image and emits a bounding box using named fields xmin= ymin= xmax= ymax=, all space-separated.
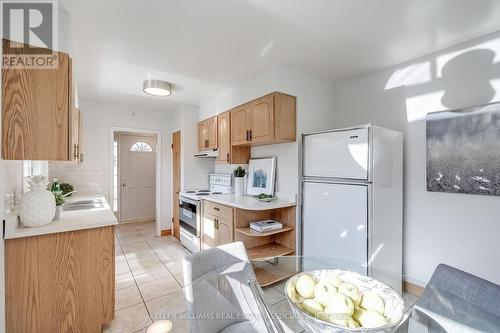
xmin=51 ymin=178 xmax=62 ymax=194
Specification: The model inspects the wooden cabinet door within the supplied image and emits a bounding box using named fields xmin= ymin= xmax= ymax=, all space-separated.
xmin=198 ymin=120 xmax=208 ymax=150
xmin=207 ymin=116 xmax=217 ymax=149
xmin=216 ymin=218 xmax=233 ymax=246
xmin=202 ymin=212 xmax=217 ymax=249
xmin=6 ymin=226 xmax=115 ymax=332
xmin=217 ymin=112 xmax=230 ymax=163
xmin=70 ymin=108 xmax=81 ymax=162
xmin=2 ymin=40 xmax=71 ymax=160
xmin=230 ymin=105 xmax=250 ymax=146
xmin=249 ymin=94 xmax=274 ymax=144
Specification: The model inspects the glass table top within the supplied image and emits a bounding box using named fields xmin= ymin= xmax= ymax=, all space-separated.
xmin=183 ymin=256 xmax=500 ymax=333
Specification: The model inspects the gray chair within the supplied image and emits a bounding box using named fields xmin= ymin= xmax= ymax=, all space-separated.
xmin=183 ymin=242 xmax=266 ymax=333
xmin=412 ymin=263 xmax=500 ymax=332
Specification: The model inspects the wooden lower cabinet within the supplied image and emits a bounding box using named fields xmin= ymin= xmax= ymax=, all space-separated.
xmin=202 ymin=212 xmax=233 ymax=249
xmin=5 ymin=226 xmax=115 ymax=333
xmin=202 ymin=202 xmax=234 ymax=249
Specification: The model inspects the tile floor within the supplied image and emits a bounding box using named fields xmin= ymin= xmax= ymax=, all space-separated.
xmin=106 ymin=221 xmax=419 ymax=333
xmin=104 ymin=221 xmax=190 ymax=333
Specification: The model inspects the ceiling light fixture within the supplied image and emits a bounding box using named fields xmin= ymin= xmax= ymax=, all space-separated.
xmin=143 ymin=79 xmax=173 ymax=97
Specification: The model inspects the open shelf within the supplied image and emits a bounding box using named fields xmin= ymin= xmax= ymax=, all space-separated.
xmin=235 ymin=225 xmax=293 ymax=237
xmin=246 ymin=242 xmax=294 ymax=261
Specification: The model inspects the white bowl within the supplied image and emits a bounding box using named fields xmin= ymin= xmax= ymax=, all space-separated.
xmin=284 ymin=269 xmax=405 ymax=333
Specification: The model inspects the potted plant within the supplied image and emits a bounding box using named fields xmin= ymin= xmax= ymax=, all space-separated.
xmin=53 ymin=192 xmax=65 ymax=221
xmin=233 ymin=166 xmax=246 ymax=197
xmin=60 ymin=182 xmax=74 ymax=197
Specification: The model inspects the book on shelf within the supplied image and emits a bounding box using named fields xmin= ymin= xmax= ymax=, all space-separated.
xmin=249 ymin=219 xmax=283 ymax=233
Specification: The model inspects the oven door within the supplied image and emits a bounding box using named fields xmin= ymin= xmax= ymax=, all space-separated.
xmin=179 ymin=197 xmax=200 ymax=237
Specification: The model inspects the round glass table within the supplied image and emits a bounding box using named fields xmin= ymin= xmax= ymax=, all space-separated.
xmin=181 ymin=256 xmax=500 ymax=333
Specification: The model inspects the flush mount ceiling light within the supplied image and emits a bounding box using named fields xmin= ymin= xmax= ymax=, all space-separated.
xmin=143 ymin=79 xmax=172 ymax=97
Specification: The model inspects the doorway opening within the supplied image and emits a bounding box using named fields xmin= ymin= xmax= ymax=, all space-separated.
xmin=109 ymin=127 xmax=162 ymax=236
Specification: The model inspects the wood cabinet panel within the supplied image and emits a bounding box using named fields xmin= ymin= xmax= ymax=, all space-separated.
xmin=217 ymin=218 xmax=233 ymax=246
xmin=217 ymin=112 xmax=230 ymax=163
xmin=204 ymin=201 xmax=233 ymax=222
xmin=2 ymin=40 xmax=71 ymax=160
xmin=202 ymin=212 xmax=217 ymax=250
xmin=248 ymin=94 xmax=274 ymax=144
xmin=198 ymin=119 xmax=208 ymax=150
xmin=70 ymin=107 xmax=81 ymax=162
xmin=218 ymin=111 xmax=250 ymax=164
xmin=198 ymin=116 xmax=217 ymax=150
xmin=5 ymin=226 xmax=115 ymax=333
xmin=230 ymin=105 xmax=250 ymax=146
xmin=274 ymin=92 xmax=296 ymax=143
xmin=207 ymin=116 xmax=217 ymax=149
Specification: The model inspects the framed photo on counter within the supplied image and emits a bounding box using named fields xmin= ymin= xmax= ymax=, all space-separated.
xmin=246 ymin=157 xmax=276 ymax=196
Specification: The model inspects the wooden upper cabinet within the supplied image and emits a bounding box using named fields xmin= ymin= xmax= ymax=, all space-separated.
xmin=2 ymin=39 xmax=72 ymax=160
xmin=207 ymin=116 xmax=217 ymax=149
xmin=274 ymin=92 xmax=297 ymax=143
xmin=217 ymin=112 xmax=230 ymax=163
xmin=230 ymin=92 xmax=296 ymax=147
xmin=218 ymin=111 xmax=250 ymax=164
xmin=198 ymin=119 xmax=208 ymax=150
xmin=197 ymin=116 xmax=217 ymax=150
xmin=248 ymin=93 xmax=274 ymax=144
xmin=230 ymin=104 xmax=250 ymax=145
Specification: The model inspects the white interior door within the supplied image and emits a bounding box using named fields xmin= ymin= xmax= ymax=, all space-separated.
xmin=302 ymin=182 xmax=368 ymax=274
xmin=119 ymin=134 xmax=156 ymax=222
xmin=303 ymin=128 xmax=369 ymax=180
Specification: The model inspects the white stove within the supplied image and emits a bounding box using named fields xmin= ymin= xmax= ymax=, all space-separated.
xmin=178 ymin=174 xmax=231 ymax=253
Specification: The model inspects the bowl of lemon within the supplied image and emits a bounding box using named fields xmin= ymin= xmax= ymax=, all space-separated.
xmin=284 ymin=270 xmax=404 ymax=332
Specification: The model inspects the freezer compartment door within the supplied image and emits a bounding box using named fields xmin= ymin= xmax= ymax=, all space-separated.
xmin=302 ymin=182 xmax=368 ymax=274
xmin=303 ymin=128 xmax=369 ymax=180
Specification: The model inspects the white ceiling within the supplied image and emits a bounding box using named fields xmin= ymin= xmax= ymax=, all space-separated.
xmin=62 ymin=0 xmax=500 ymax=109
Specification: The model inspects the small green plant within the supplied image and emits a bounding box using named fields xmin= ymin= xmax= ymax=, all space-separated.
xmin=60 ymin=182 xmax=74 ymax=196
xmin=54 ymin=192 xmax=65 ymax=206
xmin=233 ymin=166 xmax=246 ymax=178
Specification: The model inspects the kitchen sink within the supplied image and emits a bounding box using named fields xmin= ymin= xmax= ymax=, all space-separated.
xmin=63 ymin=199 xmax=105 ymax=211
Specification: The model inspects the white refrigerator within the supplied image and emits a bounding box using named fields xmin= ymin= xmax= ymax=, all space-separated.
xmin=300 ymin=124 xmax=403 ymax=292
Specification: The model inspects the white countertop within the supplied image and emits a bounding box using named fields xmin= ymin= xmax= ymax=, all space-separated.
xmin=202 ymin=194 xmax=296 ymax=210
xmin=4 ymin=194 xmax=118 ymax=240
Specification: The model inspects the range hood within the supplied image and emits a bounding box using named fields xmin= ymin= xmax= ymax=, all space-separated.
xmin=194 ymin=149 xmax=219 ymax=158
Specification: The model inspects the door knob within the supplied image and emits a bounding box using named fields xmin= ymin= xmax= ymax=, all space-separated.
xmin=122 ymin=183 xmax=126 ymax=188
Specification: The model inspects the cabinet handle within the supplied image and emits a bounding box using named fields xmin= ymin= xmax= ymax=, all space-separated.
xmin=214 ymin=218 xmax=219 ymax=229
xmin=213 ymin=207 xmax=220 ymax=211
xmin=249 ymin=130 xmax=252 ymax=141
xmin=205 ymin=139 xmax=208 ymax=148
xmin=246 ymin=130 xmax=249 ymax=141
xmin=226 ymin=153 xmax=229 ymax=161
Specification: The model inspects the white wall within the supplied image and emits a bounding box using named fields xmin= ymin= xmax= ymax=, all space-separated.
xmin=49 ymin=99 xmax=177 ymax=232
xmin=171 ymin=104 xmax=215 ymax=191
xmin=199 ymin=67 xmax=337 ymax=200
xmin=331 ymin=32 xmax=500 ymax=285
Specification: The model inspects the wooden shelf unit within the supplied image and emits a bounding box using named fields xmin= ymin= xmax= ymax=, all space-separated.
xmin=233 ymin=205 xmax=296 ymax=286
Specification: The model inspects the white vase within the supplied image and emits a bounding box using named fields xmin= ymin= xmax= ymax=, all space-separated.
xmin=19 ymin=176 xmax=56 ymax=227
xmin=234 ymin=177 xmax=245 ymax=197
xmin=53 ymin=206 xmax=62 ymax=221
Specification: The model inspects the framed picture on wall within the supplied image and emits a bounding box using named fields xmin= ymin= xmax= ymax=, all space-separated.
xmin=426 ymin=101 xmax=500 ymax=196
xmin=246 ymin=157 xmax=277 ymax=196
